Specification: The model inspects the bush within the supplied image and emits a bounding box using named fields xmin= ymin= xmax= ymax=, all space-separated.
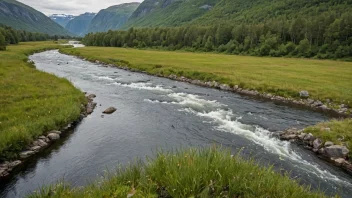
xmin=0 ymin=32 xmax=6 ymax=51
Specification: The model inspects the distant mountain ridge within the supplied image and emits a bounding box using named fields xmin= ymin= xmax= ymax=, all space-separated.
xmin=122 ymin=0 xmax=218 ymax=29
xmin=0 ymin=0 xmax=73 ymax=35
xmin=49 ymin=14 xmax=75 ymax=27
xmin=87 ymin=2 xmax=140 ymax=33
xmin=65 ymin=12 xmax=96 ymax=36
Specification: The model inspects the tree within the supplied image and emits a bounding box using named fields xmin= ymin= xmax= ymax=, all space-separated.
xmin=0 ymin=32 xmax=6 ymax=51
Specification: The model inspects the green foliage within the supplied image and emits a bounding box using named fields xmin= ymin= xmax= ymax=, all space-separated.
xmin=0 ymin=0 xmax=73 ymax=36
xmin=0 ymin=42 xmax=86 ymax=160
xmin=28 ymin=148 xmax=328 ymax=198
xmin=0 ymin=32 xmax=6 ymax=51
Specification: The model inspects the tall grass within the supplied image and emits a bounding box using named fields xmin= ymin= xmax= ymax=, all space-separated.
xmin=28 ymin=147 xmax=329 ymax=198
xmin=60 ymin=47 xmax=352 ymax=105
xmin=0 ymin=42 xmax=86 ymax=160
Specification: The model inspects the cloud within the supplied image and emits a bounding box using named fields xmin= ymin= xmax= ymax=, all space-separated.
xmin=17 ymin=0 xmax=143 ymax=15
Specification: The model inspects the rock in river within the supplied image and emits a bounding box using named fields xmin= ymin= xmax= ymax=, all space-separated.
xmin=324 ymin=145 xmax=349 ymax=158
xmin=103 ymin=107 xmax=117 ymax=114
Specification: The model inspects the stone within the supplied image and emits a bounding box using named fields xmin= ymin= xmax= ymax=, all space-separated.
xmin=50 ymin=130 xmax=61 ymax=135
xmin=280 ymin=134 xmax=297 ymax=141
xmin=219 ymin=84 xmax=231 ymax=91
xmin=303 ymin=133 xmax=315 ymax=142
xmin=47 ymin=133 xmax=60 ymax=141
xmin=312 ymin=100 xmax=323 ymax=107
xmin=0 ymin=169 xmax=9 ymax=177
xmin=8 ymin=160 xmax=21 ymax=168
xmin=233 ymin=85 xmax=239 ymax=90
xmin=87 ymin=94 xmax=96 ymax=99
xmin=324 ymin=141 xmax=334 ymax=147
xmin=45 ymin=138 xmax=51 ymax=143
xmin=306 ymin=99 xmax=314 ymax=104
xmin=19 ymin=151 xmax=35 ymax=159
xmin=313 ymin=138 xmax=322 ymax=149
xmin=103 ymin=107 xmax=117 ymax=114
xmin=334 ymin=158 xmax=346 ymax=166
xmin=320 ymin=105 xmax=329 ymax=110
xmin=324 ymin=145 xmax=349 ymax=158
xmin=0 ymin=162 xmax=8 ymax=170
xmin=318 ymin=148 xmax=325 ymax=154
xmin=299 ymin=90 xmax=309 ymax=98
xmin=30 ymin=146 xmax=41 ymax=152
xmin=38 ymin=136 xmax=46 ymax=140
xmin=298 ymin=133 xmax=307 ymax=140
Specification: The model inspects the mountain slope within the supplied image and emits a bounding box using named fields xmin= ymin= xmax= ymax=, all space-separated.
xmin=65 ymin=12 xmax=96 ymax=36
xmin=0 ymin=0 xmax=73 ymax=35
xmin=49 ymin=14 xmax=75 ymax=27
xmin=123 ymin=0 xmax=218 ymax=29
xmin=87 ymin=3 xmax=140 ymax=33
xmin=192 ymin=0 xmax=352 ymax=25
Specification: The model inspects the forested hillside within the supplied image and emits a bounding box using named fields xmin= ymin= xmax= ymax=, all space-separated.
xmin=123 ymin=0 xmax=218 ymax=29
xmin=65 ymin=13 xmax=96 ymax=36
xmin=87 ymin=3 xmax=139 ymax=33
xmin=0 ymin=24 xmax=63 ymax=50
xmin=0 ymin=0 xmax=73 ymax=36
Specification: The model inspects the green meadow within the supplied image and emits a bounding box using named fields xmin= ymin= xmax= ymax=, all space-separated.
xmin=29 ymin=148 xmax=328 ymax=198
xmin=0 ymin=42 xmax=86 ymax=160
xmin=61 ymin=47 xmax=352 ymax=105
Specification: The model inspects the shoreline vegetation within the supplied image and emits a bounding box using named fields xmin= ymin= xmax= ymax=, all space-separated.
xmin=29 ymin=147 xmax=329 ymax=198
xmin=0 ymin=42 xmax=86 ymax=163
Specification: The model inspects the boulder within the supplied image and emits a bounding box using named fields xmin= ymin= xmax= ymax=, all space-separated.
xmin=280 ymin=134 xmax=297 ymax=141
xmin=50 ymin=130 xmax=61 ymax=135
xmin=324 ymin=145 xmax=349 ymax=158
xmin=38 ymin=136 xmax=46 ymax=140
xmin=47 ymin=133 xmax=60 ymax=141
xmin=103 ymin=107 xmax=117 ymax=114
xmin=324 ymin=141 xmax=334 ymax=147
xmin=30 ymin=146 xmax=41 ymax=152
xmin=298 ymin=133 xmax=307 ymax=140
xmin=219 ymin=84 xmax=231 ymax=91
xmin=313 ymin=138 xmax=322 ymax=149
xmin=303 ymin=133 xmax=315 ymax=142
xmin=0 ymin=169 xmax=9 ymax=177
xmin=87 ymin=94 xmax=96 ymax=99
xmin=8 ymin=160 xmax=21 ymax=169
xmin=318 ymin=148 xmax=325 ymax=154
xmin=299 ymin=91 xmax=309 ymax=98
xmin=334 ymin=158 xmax=346 ymax=166
xmin=19 ymin=151 xmax=35 ymax=159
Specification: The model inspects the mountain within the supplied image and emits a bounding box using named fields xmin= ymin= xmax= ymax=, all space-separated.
xmin=65 ymin=12 xmax=96 ymax=36
xmin=192 ymin=0 xmax=352 ymax=25
xmin=49 ymin=14 xmax=75 ymax=27
xmin=0 ymin=0 xmax=73 ymax=35
xmin=123 ymin=0 xmax=218 ymax=29
xmin=87 ymin=3 xmax=140 ymax=33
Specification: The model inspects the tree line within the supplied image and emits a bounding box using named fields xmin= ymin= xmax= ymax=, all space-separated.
xmin=82 ymin=12 xmax=352 ymax=60
xmin=0 ymin=24 xmax=74 ymax=51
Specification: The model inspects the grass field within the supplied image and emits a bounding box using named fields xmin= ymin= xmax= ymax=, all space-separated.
xmin=0 ymin=42 xmax=86 ymax=160
xmin=29 ymin=147 xmax=328 ymax=198
xmin=61 ymin=47 xmax=352 ymax=105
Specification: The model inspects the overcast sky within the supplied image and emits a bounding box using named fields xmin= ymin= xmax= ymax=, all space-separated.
xmin=17 ymin=0 xmax=143 ymax=16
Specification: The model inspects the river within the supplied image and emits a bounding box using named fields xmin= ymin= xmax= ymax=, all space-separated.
xmin=1 ymin=50 xmax=351 ymax=197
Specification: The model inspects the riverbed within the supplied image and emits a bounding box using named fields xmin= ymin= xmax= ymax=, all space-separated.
xmin=1 ymin=50 xmax=351 ymax=197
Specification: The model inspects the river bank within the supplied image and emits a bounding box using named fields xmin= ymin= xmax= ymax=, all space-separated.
xmin=0 ymin=42 xmax=86 ymax=168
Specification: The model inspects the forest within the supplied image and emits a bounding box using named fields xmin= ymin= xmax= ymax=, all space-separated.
xmin=0 ymin=24 xmax=73 ymax=51
xmin=82 ymin=12 xmax=352 ymax=60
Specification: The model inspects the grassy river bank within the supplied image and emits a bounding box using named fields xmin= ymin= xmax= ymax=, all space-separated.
xmin=0 ymin=42 xmax=86 ymax=160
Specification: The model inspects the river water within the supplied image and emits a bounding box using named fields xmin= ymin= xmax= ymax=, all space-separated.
xmin=1 ymin=50 xmax=351 ymax=197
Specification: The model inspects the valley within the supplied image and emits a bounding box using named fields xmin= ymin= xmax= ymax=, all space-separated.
xmin=0 ymin=0 xmax=351 ymax=197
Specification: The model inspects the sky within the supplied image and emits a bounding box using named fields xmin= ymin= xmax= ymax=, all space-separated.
xmin=17 ymin=0 xmax=143 ymax=16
